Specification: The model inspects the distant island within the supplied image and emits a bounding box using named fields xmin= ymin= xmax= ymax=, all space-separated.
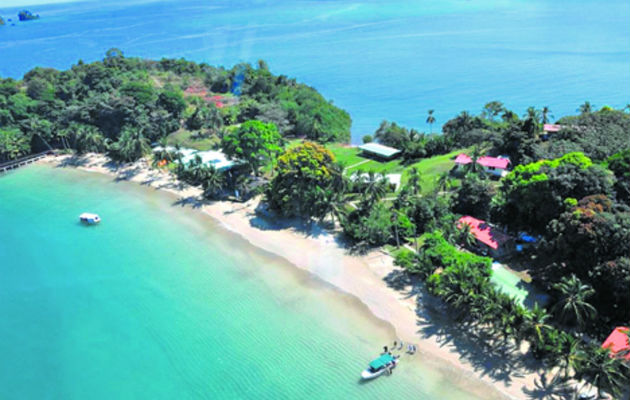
xmin=18 ymin=10 xmax=39 ymax=21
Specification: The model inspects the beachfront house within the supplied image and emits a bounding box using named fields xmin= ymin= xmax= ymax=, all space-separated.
xmin=153 ymin=146 xmax=239 ymax=171
xmin=602 ymin=327 xmax=630 ymax=362
xmin=358 ymin=143 xmax=401 ymax=160
xmin=458 ymin=215 xmax=513 ymax=258
xmin=454 ymin=153 xmax=510 ymax=177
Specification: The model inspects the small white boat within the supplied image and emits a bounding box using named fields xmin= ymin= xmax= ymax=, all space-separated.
xmin=79 ymin=212 xmax=101 ymax=225
xmin=361 ymin=353 xmax=398 ymax=380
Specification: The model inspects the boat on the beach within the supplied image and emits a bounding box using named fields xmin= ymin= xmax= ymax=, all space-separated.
xmin=361 ymin=353 xmax=398 ymax=380
xmin=79 ymin=212 xmax=101 ymax=224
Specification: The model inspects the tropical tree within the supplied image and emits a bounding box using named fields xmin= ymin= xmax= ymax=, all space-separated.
xmin=576 ymin=346 xmax=630 ymax=399
xmin=555 ymin=333 xmax=585 ymax=380
xmin=551 ymin=275 xmax=597 ymax=329
xmin=462 ymin=145 xmax=487 ymax=177
xmin=73 ymin=123 xmax=107 ymax=154
xmin=541 ymin=106 xmax=553 ymax=124
xmin=520 ymin=303 xmax=552 ymax=347
xmin=201 ymin=167 xmax=226 ymax=199
xmin=524 ymin=106 xmax=541 ymax=124
xmin=578 ymin=101 xmax=593 ymax=115
xmin=406 ymin=166 xmax=422 ymax=196
xmin=435 ymin=172 xmax=452 ymax=192
xmin=359 ymin=171 xmax=389 ymax=210
xmin=482 ymin=101 xmax=504 ymax=122
xmin=455 ymin=223 xmax=476 ymax=248
xmin=426 ymin=109 xmax=436 ymax=133
xmin=221 ymin=120 xmax=282 ymax=176
xmin=267 ymin=141 xmax=339 ymax=219
xmin=109 ymin=126 xmax=150 ymax=162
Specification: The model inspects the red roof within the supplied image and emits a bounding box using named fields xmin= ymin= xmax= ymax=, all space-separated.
xmin=454 ymin=153 xmax=472 ymax=164
xmin=458 ymin=216 xmax=511 ymax=250
xmin=602 ymin=327 xmax=630 ymax=361
xmin=454 ymin=154 xmax=510 ymax=169
xmin=543 ymin=124 xmax=562 ymax=133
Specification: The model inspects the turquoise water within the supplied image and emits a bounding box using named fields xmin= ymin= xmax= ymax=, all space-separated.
xmin=0 ymin=165 xmax=492 ymax=399
xmin=0 ymin=0 xmax=628 ymax=142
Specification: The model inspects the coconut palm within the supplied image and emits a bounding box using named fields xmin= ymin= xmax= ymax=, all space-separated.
xmin=462 ymin=145 xmax=487 ymax=178
xmin=74 ymin=124 xmax=107 ymax=154
xmin=201 ymin=167 xmax=225 ymax=199
xmin=551 ymin=274 xmax=597 ymax=329
xmin=524 ymin=106 xmax=541 ymax=123
xmin=406 ymin=166 xmax=422 ymax=196
xmin=501 ymin=109 xmax=518 ymax=122
xmin=575 ymin=346 xmax=630 ymax=399
xmin=426 ymin=109 xmax=436 ymax=134
xmin=111 ymin=126 xmax=150 ymax=162
xmin=521 ymin=303 xmax=552 ymax=344
xmin=578 ymin=101 xmax=593 ymax=115
xmin=360 ymin=171 xmax=388 ymax=210
xmin=435 ymin=172 xmax=452 ymax=192
xmin=541 ymin=106 xmax=553 ymax=124
xmin=322 ymin=188 xmax=347 ymax=227
xmin=456 ymin=223 xmax=476 ymax=248
xmin=555 ymin=333 xmax=585 ymax=380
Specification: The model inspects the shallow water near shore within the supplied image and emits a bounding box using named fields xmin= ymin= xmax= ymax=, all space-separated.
xmin=0 ymin=165 xmax=501 ymax=399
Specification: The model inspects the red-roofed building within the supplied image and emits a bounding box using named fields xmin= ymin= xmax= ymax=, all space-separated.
xmin=602 ymin=327 xmax=630 ymax=361
xmin=458 ymin=216 xmax=513 ymax=257
xmin=454 ymin=154 xmax=511 ymax=177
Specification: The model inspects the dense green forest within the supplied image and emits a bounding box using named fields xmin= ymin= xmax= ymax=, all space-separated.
xmin=1 ymin=52 xmax=628 ymax=397
xmin=0 ymin=49 xmax=351 ymax=163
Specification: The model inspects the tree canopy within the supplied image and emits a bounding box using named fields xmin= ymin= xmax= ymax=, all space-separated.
xmin=221 ymin=120 xmax=282 ymax=176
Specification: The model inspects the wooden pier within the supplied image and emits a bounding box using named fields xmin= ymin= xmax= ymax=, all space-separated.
xmin=0 ymin=151 xmax=54 ymax=174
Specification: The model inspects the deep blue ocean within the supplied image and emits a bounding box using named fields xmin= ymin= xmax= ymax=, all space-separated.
xmin=0 ymin=0 xmax=628 ymax=141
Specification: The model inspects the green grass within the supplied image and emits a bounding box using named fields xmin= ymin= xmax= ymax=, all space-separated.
xmin=165 ymin=128 xmax=219 ymax=151
xmin=401 ymin=148 xmax=469 ymax=193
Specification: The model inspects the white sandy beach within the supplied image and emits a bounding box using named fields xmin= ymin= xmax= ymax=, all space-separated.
xmin=41 ymin=153 xmax=546 ymax=400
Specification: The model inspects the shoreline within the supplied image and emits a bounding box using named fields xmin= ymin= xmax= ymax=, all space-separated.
xmin=41 ymin=153 xmax=541 ymax=400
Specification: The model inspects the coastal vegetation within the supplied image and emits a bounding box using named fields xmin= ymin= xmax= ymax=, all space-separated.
xmin=1 ymin=52 xmax=629 ymax=397
xmin=0 ymin=49 xmax=350 ymax=163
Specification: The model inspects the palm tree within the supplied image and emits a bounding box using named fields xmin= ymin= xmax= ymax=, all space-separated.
xmin=456 ymin=223 xmax=476 ymax=248
xmin=578 ymin=101 xmax=593 ymax=115
xmin=551 ymin=274 xmax=597 ymax=329
xmin=323 ymin=188 xmax=347 ymax=228
xmin=426 ymin=109 xmax=436 ymax=134
xmin=521 ymin=303 xmax=552 ymax=345
xmin=360 ymin=171 xmax=388 ymax=210
xmin=435 ymin=172 xmax=452 ymax=192
xmin=524 ymin=106 xmax=541 ymax=123
xmin=406 ymin=166 xmax=422 ymax=196
xmin=111 ymin=126 xmax=151 ymax=162
xmin=501 ymin=109 xmax=518 ymax=122
xmin=75 ymin=124 xmax=106 ymax=154
xmin=575 ymin=346 xmax=630 ymax=399
xmin=462 ymin=145 xmax=487 ymax=178
xmin=556 ymin=333 xmax=585 ymax=380
xmin=541 ymin=106 xmax=553 ymax=124
xmin=201 ymin=167 xmax=225 ymax=199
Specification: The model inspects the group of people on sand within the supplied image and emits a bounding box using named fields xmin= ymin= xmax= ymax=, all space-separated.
xmin=383 ymin=340 xmax=417 ymax=356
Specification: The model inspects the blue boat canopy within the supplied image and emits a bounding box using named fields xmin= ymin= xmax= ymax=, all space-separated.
xmin=518 ymin=233 xmax=537 ymax=243
xmin=369 ymin=354 xmax=395 ymax=370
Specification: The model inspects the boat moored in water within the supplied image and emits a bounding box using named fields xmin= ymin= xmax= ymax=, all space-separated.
xmin=79 ymin=212 xmax=101 ymax=224
xmin=361 ymin=353 xmax=398 ymax=380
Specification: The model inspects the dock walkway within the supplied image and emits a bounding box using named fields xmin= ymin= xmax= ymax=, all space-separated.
xmin=0 ymin=151 xmax=54 ymax=174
